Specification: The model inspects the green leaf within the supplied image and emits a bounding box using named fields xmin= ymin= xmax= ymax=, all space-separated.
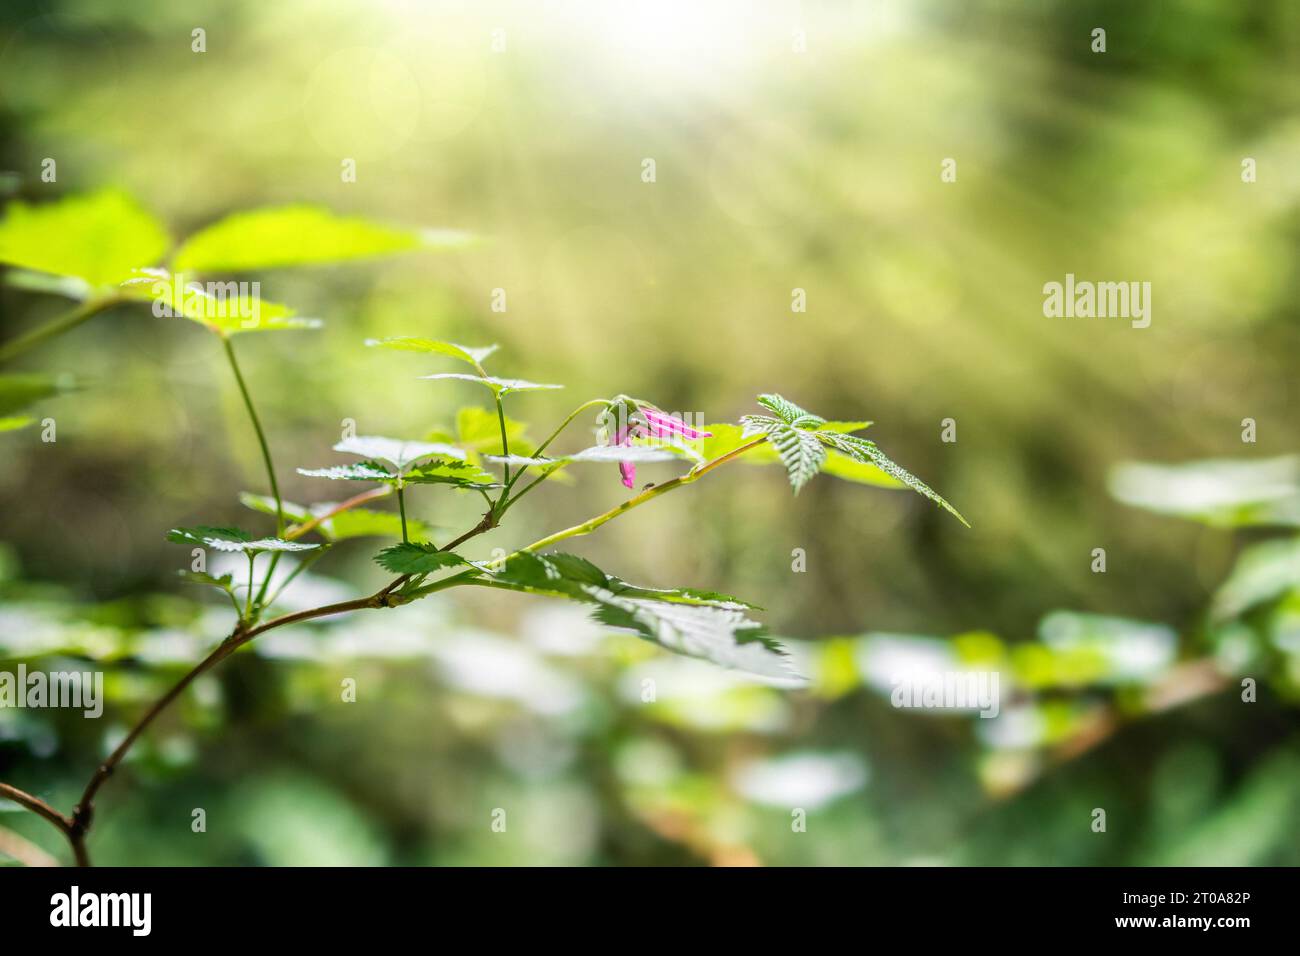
xmin=487 ymin=445 xmax=679 ymax=468
xmin=179 ymin=570 xmax=236 ymax=593
xmin=0 ymin=189 xmax=169 ymax=288
xmin=699 ymin=422 xmax=779 ymax=464
xmin=741 ymin=416 xmax=826 ymax=494
xmin=422 ymin=372 xmax=563 ymax=395
xmin=757 ymin=393 xmax=822 ymax=428
xmin=487 ymin=552 xmax=795 ymax=680
xmin=322 ymin=508 xmax=427 ymax=542
xmin=0 ymin=373 xmax=67 ymax=418
xmin=297 ymin=461 xmax=396 ymax=483
xmin=374 ymin=542 xmax=466 ymax=574
xmin=1108 ymin=456 xmax=1300 ymax=528
xmin=456 ymin=406 xmax=529 ymax=451
xmin=167 ymin=526 xmax=321 ymax=553
xmin=590 ymin=592 xmax=798 ymax=681
xmin=1212 ymin=538 xmax=1300 ymax=621
xmin=403 ymin=459 xmax=498 ymax=487
xmin=819 ymin=432 xmax=969 ymax=526
xmin=367 ymin=337 xmax=499 ymax=368
xmin=171 ymin=206 xmax=459 ymax=273
xmin=0 ymin=416 xmax=34 ymax=432
xmin=603 ymin=577 xmax=761 ymax=610
xmin=816 ymin=421 xmax=872 ymax=434
xmin=820 ymin=451 xmax=902 ymax=488
xmin=333 ymin=435 xmax=466 ymax=472
xmin=119 ymin=269 xmax=317 ymax=337
xmin=238 ymin=492 xmax=314 ymax=525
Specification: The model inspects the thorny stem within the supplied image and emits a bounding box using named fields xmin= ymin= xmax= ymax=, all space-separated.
xmin=0 ymin=422 xmax=768 ymax=865
xmin=0 ymin=295 xmax=121 ymax=364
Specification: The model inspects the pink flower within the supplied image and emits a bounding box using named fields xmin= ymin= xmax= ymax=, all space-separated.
xmin=614 ymin=425 xmax=637 ymax=489
xmin=640 ymin=407 xmax=713 ymax=441
xmin=610 ymin=405 xmax=712 ymax=490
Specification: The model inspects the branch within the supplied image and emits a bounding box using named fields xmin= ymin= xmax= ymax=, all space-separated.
xmin=3 ymin=433 xmax=768 ymax=864
xmin=0 ymin=782 xmax=72 ymax=835
xmin=517 ymin=436 xmax=767 ymax=553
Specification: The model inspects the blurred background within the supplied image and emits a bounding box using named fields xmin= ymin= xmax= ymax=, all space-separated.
xmin=1 ymin=0 xmax=1299 ymax=865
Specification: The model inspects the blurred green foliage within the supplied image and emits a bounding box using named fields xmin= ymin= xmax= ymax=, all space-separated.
xmin=2 ymin=0 xmax=1299 ymax=865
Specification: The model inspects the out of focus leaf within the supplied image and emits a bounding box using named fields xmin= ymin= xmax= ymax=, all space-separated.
xmin=0 ymin=373 xmax=66 ymax=417
xmin=334 ymin=435 xmax=466 ymax=472
xmin=1109 ymin=456 xmax=1300 ymax=528
xmin=422 ymin=372 xmax=563 ymax=395
xmin=119 ymin=268 xmax=317 ymax=337
xmin=367 ymin=337 xmax=498 ymax=367
xmin=1212 ymin=538 xmax=1300 ymax=621
xmin=172 ymin=206 xmax=449 ymax=272
xmin=0 ymin=189 xmax=169 ymax=288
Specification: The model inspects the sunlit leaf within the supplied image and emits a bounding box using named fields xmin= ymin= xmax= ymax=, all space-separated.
xmin=238 ymin=492 xmax=314 ymax=525
xmin=119 ymin=268 xmax=317 ymax=337
xmin=741 ymin=415 xmax=826 ymax=494
xmin=818 ymin=432 xmax=968 ymax=526
xmin=172 ymin=206 xmax=453 ymax=273
xmin=367 ymin=337 xmax=498 ymax=368
xmin=485 ymin=445 xmax=679 ymax=468
xmin=422 ymin=372 xmax=563 ymax=395
xmin=167 ymin=525 xmax=320 ymax=553
xmin=403 ymin=459 xmax=497 ymax=487
xmin=0 ymin=189 xmax=169 ymax=288
xmin=179 ymin=570 xmax=236 ymax=592
xmin=322 ymin=508 xmax=427 ymax=542
xmin=456 ymin=406 xmax=529 ymax=451
xmin=333 ymin=434 xmax=467 ymax=473
xmin=487 ymin=552 xmax=796 ymax=681
xmin=821 ymin=451 xmax=902 ymax=488
xmin=297 ymin=461 xmax=396 ymax=483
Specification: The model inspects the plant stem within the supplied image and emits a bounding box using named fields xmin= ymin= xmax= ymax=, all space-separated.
xmin=243 ymin=552 xmax=256 ymax=621
xmin=0 ymin=782 xmax=72 ymax=835
xmin=397 ymin=483 xmax=409 ymax=542
xmin=503 ymin=397 xmax=609 ymax=497
xmin=1 ymin=434 xmax=764 ymax=865
xmin=494 ymin=392 xmax=511 ymax=496
xmin=221 ymin=337 xmax=283 ymax=535
xmin=0 ymin=295 xmax=119 ymax=364
xmin=262 ymin=548 xmax=326 ymax=609
xmin=223 ymin=336 xmax=286 ymax=616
